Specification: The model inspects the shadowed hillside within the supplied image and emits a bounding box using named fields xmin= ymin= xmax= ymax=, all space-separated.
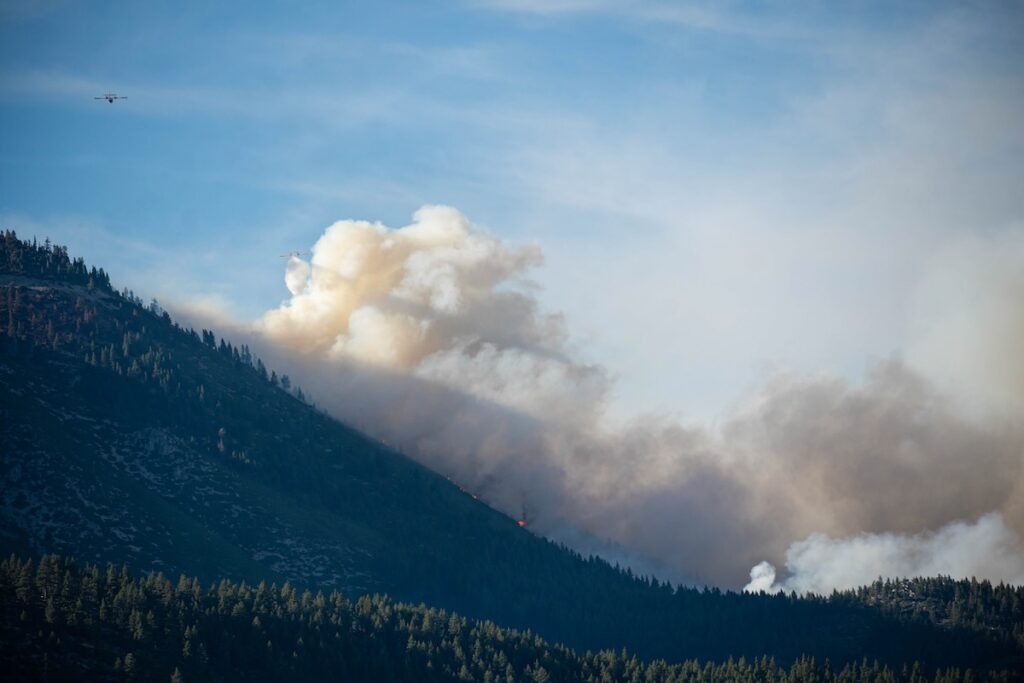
xmin=2 ymin=232 xmax=1022 ymax=673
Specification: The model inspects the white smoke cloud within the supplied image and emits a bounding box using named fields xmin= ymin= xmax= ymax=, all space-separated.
xmin=259 ymin=206 xmax=556 ymax=370
xmin=744 ymin=561 xmax=776 ymax=593
xmin=217 ymin=206 xmax=1024 ymax=590
xmin=284 ymin=255 xmax=311 ymax=296
xmin=745 ymin=513 xmax=1024 ymax=595
xmin=258 ymin=205 xmax=603 ymax=428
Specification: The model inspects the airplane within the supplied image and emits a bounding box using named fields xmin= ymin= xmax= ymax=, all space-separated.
xmin=279 ymin=251 xmax=310 ymax=259
xmin=95 ymin=93 xmax=127 ymax=104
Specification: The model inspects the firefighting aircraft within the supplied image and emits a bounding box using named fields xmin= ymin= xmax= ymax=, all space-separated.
xmin=95 ymin=93 xmax=127 ymax=104
xmin=280 ymin=251 xmax=310 ymax=259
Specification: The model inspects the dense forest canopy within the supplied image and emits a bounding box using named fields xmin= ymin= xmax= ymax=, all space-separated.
xmin=2 ymin=554 xmax=1021 ymax=683
xmin=2 ymin=232 xmax=1023 ymax=678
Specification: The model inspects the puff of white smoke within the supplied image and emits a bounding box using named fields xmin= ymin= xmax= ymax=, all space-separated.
xmin=745 ymin=512 xmax=1024 ymax=594
xmin=744 ymin=561 xmax=778 ymax=593
xmin=260 ymin=205 xmax=548 ymax=367
xmin=258 ymin=204 xmax=603 ymax=421
xmin=284 ymin=255 xmax=312 ymax=296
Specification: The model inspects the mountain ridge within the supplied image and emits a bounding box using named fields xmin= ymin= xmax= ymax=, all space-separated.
xmin=2 ymin=230 xmax=1022 ymax=673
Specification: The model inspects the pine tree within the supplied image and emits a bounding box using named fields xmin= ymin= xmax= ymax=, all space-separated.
xmin=123 ymin=652 xmax=137 ymax=680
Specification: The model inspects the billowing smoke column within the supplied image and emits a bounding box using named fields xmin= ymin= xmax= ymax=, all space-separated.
xmin=247 ymin=206 xmax=1024 ymax=591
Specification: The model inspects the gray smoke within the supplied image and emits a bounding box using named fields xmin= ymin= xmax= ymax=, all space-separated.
xmin=178 ymin=206 xmax=1024 ymax=590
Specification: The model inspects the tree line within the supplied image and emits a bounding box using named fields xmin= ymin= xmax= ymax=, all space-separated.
xmin=2 ymin=232 xmax=1023 ymax=673
xmin=2 ymin=554 xmax=1018 ymax=683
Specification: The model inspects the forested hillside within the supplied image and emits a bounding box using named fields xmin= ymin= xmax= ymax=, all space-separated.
xmin=1 ymin=554 xmax=1019 ymax=683
xmin=849 ymin=577 xmax=1024 ymax=642
xmin=2 ymin=232 xmax=1023 ymax=674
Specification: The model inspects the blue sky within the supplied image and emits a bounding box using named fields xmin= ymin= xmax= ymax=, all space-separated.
xmin=2 ymin=0 xmax=1022 ymax=420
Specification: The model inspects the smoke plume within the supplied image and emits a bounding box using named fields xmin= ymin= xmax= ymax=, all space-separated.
xmin=744 ymin=513 xmax=1024 ymax=594
xmin=216 ymin=206 xmax=1024 ymax=590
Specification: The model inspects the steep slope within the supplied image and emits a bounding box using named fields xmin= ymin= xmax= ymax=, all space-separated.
xmin=1 ymin=232 xmax=1021 ymax=671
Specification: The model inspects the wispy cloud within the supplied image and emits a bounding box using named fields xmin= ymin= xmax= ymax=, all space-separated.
xmin=470 ymin=1 xmax=1024 ymax=420
xmin=470 ymin=0 xmax=822 ymax=41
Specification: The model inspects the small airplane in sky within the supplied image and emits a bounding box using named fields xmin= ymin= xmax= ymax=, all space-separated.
xmin=95 ymin=93 xmax=127 ymax=103
xmin=280 ymin=251 xmax=310 ymax=259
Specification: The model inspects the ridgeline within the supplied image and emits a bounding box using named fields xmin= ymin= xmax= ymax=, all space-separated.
xmin=2 ymin=232 xmax=1022 ymax=677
